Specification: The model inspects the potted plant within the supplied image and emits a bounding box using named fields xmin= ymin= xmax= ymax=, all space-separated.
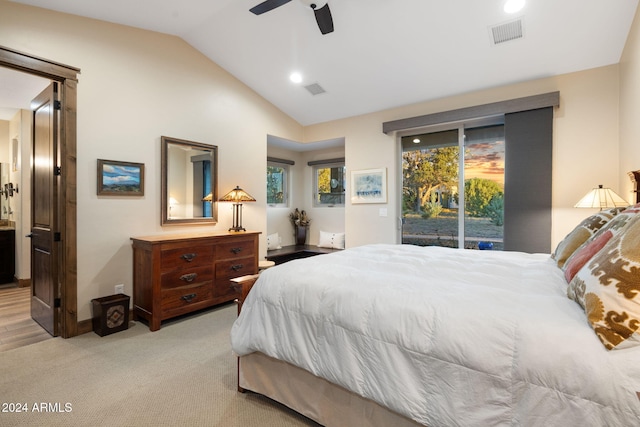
xmin=289 ymin=208 xmax=311 ymax=245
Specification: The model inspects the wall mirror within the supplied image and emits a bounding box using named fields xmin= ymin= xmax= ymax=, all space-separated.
xmin=161 ymin=136 xmax=218 ymax=226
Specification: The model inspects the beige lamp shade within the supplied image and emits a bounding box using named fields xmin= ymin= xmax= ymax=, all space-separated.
xmin=574 ymin=185 xmax=628 ymax=210
xmin=219 ymin=186 xmax=256 ymax=232
xmin=219 ymin=186 xmax=256 ymax=203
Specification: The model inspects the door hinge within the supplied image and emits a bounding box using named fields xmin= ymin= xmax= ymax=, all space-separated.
xmin=54 ymin=298 xmax=61 ymax=308
xmin=54 ymin=166 xmax=61 ymax=176
xmin=53 ymin=232 xmax=61 ymax=242
xmin=54 ymin=100 xmax=61 ymax=110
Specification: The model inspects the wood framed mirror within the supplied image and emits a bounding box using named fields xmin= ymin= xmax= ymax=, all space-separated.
xmin=161 ymin=136 xmax=218 ymax=225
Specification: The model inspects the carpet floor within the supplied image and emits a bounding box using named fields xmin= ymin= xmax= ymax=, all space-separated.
xmin=0 ymin=303 xmax=320 ymax=427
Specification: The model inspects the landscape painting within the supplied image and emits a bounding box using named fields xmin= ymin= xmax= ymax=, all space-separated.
xmin=97 ymin=159 xmax=144 ymax=196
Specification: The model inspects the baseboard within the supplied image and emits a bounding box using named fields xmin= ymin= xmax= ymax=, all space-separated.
xmin=17 ymin=278 xmax=31 ymax=288
xmin=76 ymin=318 xmax=93 ymax=335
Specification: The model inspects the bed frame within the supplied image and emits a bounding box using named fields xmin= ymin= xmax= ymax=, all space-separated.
xmin=231 ymin=275 xmax=424 ymax=427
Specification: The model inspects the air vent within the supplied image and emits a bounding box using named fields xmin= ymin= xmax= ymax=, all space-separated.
xmin=490 ymin=18 xmax=523 ymax=45
xmin=304 ymin=83 xmax=326 ymax=96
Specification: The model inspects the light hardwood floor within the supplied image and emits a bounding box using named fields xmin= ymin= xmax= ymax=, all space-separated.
xmin=0 ymin=283 xmax=52 ymax=352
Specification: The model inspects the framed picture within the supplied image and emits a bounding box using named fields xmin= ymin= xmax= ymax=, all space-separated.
xmin=97 ymin=159 xmax=145 ymax=196
xmin=351 ymin=168 xmax=387 ymax=204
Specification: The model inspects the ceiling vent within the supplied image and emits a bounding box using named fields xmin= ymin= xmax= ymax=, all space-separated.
xmin=490 ymin=18 xmax=523 ymax=45
xmin=304 ymin=83 xmax=327 ymax=96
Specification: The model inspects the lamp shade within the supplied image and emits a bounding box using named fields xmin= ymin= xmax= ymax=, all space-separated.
xmin=574 ymin=185 xmax=628 ymax=209
xmin=219 ymin=186 xmax=255 ymax=232
xmin=219 ymin=186 xmax=256 ymax=203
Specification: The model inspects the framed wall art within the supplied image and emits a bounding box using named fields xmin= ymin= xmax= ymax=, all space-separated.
xmin=351 ymin=168 xmax=387 ymax=204
xmin=97 ymin=159 xmax=145 ymax=196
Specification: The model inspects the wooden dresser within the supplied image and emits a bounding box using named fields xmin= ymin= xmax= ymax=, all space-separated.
xmin=131 ymin=231 xmax=260 ymax=331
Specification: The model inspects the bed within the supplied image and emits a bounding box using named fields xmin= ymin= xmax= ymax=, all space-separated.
xmin=230 ymin=205 xmax=640 ymax=426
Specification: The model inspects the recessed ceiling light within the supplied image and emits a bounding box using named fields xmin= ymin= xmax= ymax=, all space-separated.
xmin=504 ymin=0 xmax=525 ymax=14
xmin=413 ymin=138 xmax=421 ymax=143
xmin=290 ymin=72 xmax=303 ymax=84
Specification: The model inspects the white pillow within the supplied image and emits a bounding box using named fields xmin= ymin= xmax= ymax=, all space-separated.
xmin=266 ymin=233 xmax=281 ymax=250
xmin=318 ymin=231 xmax=345 ymax=249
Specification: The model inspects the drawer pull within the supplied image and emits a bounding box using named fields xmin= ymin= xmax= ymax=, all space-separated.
xmin=230 ymin=264 xmax=244 ymax=271
xmin=181 ymin=293 xmax=196 ymax=302
xmin=180 ymin=273 xmax=198 ymax=282
xmin=181 ymin=253 xmax=197 ymax=262
xmin=231 ymin=247 xmax=243 ymax=254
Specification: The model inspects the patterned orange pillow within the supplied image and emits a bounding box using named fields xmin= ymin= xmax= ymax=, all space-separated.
xmin=552 ymin=207 xmax=623 ymax=268
xmin=567 ymin=213 xmax=640 ymax=350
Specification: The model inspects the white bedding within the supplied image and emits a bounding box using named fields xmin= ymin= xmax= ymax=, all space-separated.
xmin=230 ymin=244 xmax=640 ymax=426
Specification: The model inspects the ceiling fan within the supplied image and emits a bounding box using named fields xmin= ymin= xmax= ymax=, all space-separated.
xmin=250 ymin=0 xmax=334 ymax=35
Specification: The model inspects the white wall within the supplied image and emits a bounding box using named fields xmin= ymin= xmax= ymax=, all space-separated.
xmin=304 ymin=65 xmax=623 ymax=250
xmin=266 ymin=142 xmax=345 ymax=247
xmin=0 ymin=120 xmax=8 ymax=162
xmin=8 ymin=110 xmax=32 ymax=281
xmin=0 ymin=2 xmax=304 ymax=320
xmin=620 ymin=3 xmax=640 ymax=201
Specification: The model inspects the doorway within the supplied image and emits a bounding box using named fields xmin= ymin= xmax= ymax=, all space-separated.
xmin=0 ymin=45 xmax=79 ymax=338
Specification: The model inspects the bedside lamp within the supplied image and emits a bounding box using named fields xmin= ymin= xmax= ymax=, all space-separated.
xmin=574 ymin=185 xmax=628 ymax=210
xmin=219 ymin=186 xmax=256 ymax=232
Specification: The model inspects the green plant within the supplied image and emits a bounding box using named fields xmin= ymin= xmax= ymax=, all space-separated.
xmin=421 ymin=193 xmax=443 ymax=218
xmin=465 ymin=178 xmax=503 ymax=218
xmin=486 ymin=194 xmax=504 ymax=226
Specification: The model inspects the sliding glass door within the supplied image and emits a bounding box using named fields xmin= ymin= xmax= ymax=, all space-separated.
xmin=402 ymin=119 xmax=505 ymax=249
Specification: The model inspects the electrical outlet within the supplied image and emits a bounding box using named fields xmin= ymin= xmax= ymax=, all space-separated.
xmin=115 ymin=284 xmax=124 ymax=294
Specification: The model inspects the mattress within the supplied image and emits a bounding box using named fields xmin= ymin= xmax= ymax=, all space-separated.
xmin=231 ymin=244 xmax=640 ymax=426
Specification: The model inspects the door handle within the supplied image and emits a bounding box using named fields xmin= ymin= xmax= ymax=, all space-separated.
xmin=25 ymin=233 xmax=33 ymax=238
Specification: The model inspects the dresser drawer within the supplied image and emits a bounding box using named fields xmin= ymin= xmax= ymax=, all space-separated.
xmin=161 ymin=244 xmax=214 ymax=270
xmin=161 ymin=282 xmax=213 ymax=314
xmin=160 ymin=265 xmax=213 ymax=290
xmin=215 ymin=256 xmax=256 ymax=280
xmin=215 ymin=238 xmax=255 ymax=261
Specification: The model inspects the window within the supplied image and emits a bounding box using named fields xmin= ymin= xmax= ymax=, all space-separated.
xmin=402 ymin=121 xmax=505 ymax=250
xmin=267 ymin=161 xmax=289 ymax=207
xmin=312 ymin=161 xmax=345 ymax=207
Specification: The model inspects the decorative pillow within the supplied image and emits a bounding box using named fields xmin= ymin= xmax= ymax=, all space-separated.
xmin=318 ymin=231 xmax=345 ymax=249
xmin=266 ymin=233 xmax=281 ymax=250
xmin=562 ymin=205 xmax=638 ymax=277
xmin=563 ymin=230 xmax=613 ymax=283
xmin=552 ymin=207 xmax=624 ymax=268
xmin=567 ymin=213 xmax=640 ymax=350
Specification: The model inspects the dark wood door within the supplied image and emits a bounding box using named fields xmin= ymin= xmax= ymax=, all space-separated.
xmin=30 ymin=82 xmax=59 ymax=336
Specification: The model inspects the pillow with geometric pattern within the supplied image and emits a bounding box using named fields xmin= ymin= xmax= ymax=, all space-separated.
xmin=562 ymin=205 xmax=638 ymax=279
xmin=567 ymin=212 xmax=640 ymax=350
xmin=552 ymin=207 xmax=625 ymax=268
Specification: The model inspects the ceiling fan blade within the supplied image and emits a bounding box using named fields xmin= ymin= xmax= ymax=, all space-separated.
xmin=313 ymin=3 xmax=334 ymax=34
xmin=250 ymin=0 xmax=292 ymax=15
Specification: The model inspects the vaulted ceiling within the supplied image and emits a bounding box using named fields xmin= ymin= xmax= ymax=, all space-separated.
xmin=4 ymin=0 xmax=639 ymax=125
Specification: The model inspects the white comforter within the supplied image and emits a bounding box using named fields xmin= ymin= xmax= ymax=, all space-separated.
xmin=230 ymin=244 xmax=640 ymax=426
